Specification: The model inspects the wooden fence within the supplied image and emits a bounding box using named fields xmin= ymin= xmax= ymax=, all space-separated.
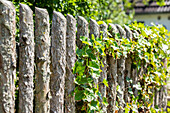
xmin=0 ymin=0 xmax=167 ymax=113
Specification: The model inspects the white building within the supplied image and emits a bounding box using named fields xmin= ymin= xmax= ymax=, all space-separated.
xmin=134 ymin=0 xmax=170 ymax=31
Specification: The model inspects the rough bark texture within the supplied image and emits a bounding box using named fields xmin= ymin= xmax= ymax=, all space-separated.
xmin=76 ymin=16 xmax=89 ymax=48
xmin=99 ymin=22 xmax=108 ymax=113
xmin=35 ymin=7 xmax=50 ymax=113
xmin=89 ymin=19 xmax=99 ymax=87
xmin=50 ymin=11 xmax=66 ymax=113
xmin=106 ymin=56 xmax=117 ymax=113
xmin=65 ymin=14 xmax=76 ymax=113
xmin=0 ymin=0 xmax=16 ymax=113
xmin=116 ymin=25 xmax=126 ymax=113
xmin=107 ymin=23 xmax=118 ymax=113
xmin=19 ymin=4 xmax=34 ymax=113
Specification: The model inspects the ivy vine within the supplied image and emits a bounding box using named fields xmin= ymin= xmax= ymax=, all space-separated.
xmin=73 ymin=22 xmax=170 ymax=112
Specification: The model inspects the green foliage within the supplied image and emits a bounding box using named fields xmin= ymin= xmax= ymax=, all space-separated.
xmin=11 ymin=0 xmax=166 ymax=24
xmin=73 ymin=22 xmax=170 ymax=112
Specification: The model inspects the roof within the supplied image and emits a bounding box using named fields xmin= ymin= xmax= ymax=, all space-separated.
xmin=134 ymin=0 xmax=170 ymax=14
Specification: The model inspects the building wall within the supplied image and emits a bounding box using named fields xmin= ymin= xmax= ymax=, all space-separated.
xmin=134 ymin=13 xmax=170 ymax=31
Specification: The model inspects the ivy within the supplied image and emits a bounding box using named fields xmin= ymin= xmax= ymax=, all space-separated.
xmin=73 ymin=21 xmax=170 ymax=112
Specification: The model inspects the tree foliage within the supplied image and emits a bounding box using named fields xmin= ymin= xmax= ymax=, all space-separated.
xmin=11 ymin=0 xmax=165 ymax=24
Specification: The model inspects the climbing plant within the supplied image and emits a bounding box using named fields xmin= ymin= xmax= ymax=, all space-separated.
xmin=73 ymin=22 xmax=170 ymax=112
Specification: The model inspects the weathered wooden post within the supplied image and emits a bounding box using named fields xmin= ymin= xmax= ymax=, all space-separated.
xmin=99 ymin=22 xmax=108 ymax=113
xmin=75 ymin=16 xmax=89 ymax=112
xmin=50 ymin=11 xmax=66 ymax=113
xmin=124 ymin=25 xmax=132 ymax=104
xmin=19 ymin=3 xmax=34 ymax=113
xmin=116 ymin=24 xmax=126 ymax=112
xmin=35 ymin=7 xmax=50 ymax=113
xmin=65 ymin=14 xmax=76 ymax=113
xmin=76 ymin=16 xmax=89 ymax=49
xmin=131 ymin=30 xmax=139 ymax=99
xmin=106 ymin=23 xmax=118 ymax=113
xmin=0 ymin=0 xmax=16 ymax=112
xmin=90 ymin=19 xmax=99 ymax=39
xmin=159 ymin=59 xmax=167 ymax=111
xmin=89 ymin=19 xmax=99 ymax=87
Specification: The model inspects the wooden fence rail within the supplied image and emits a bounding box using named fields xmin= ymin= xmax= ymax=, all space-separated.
xmin=0 ymin=0 xmax=167 ymax=113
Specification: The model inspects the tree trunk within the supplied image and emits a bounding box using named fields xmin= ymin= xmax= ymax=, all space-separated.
xmin=50 ymin=11 xmax=66 ymax=113
xmin=64 ymin=14 xmax=76 ymax=113
xmin=35 ymin=7 xmax=50 ymax=113
xmin=0 ymin=0 xmax=16 ymax=113
xmin=19 ymin=3 xmax=34 ymax=113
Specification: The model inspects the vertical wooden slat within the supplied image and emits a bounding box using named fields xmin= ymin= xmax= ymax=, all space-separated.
xmin=75 ymin=16 xmax=89 ymax=112
xmin=131 ymin=30 xmax=139 ymax=99
xmin=50 ymin=11 xmax=66 ymax=113
xmin=35 ymin=7 xmax=50 ymax=113
xmin=124 ymin=25 xmax=132 ymax=104
xmin=89 ymin=19 xmax=99 ymax=87
xmin=159 ymin=59 xmax=167 ymax=111
xmin=154 ymin=88 xmax=159 ymax=108
xmin=90 ymin=19 xmax=99 ymax=39
xmin=116 ymin=24 xmax=126 ymax=112
xmin=65 ymin=14 xmax=76 ymax=113
xmin=0 ymin=0 xmax=16 ymax=112
xmin=99 ymin=22 xmax=108 ymax=113
xmin=19 ymin=3 xmax=34 ymax=113
xmin=107 ymin=23 xmax=118 ymax=113
xmin=76 ymin=16 xmax=89 ymax=49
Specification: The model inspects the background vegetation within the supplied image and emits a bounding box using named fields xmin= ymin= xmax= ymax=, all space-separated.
xmin=11 ymin=0 xmax=165 ymax=24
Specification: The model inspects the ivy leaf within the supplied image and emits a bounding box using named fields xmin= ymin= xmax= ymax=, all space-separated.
xmin=103 ymin=79 xmax=108 ymax=87
xmin=75 ymin=90 xmax=84 ymax=101
xmin=133 ymin=83 xmax=142 ymax=90
xmin=102 ymin=97 xmax=109 ymax=107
